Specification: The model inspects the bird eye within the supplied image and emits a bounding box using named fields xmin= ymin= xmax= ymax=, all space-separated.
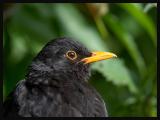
xmin=66 ymin=51 xmax=77 ymax=60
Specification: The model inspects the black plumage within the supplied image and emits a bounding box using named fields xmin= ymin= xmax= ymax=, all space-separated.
xmin=3 ymin=37 xmax=108 ymax=117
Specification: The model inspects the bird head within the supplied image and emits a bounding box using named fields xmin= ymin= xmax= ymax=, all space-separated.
xmin=26 ymin=37 xmax=117 ymax=85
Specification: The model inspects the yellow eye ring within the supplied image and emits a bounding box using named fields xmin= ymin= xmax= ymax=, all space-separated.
xmin=66 ymin=51 xmax=77 ymax=60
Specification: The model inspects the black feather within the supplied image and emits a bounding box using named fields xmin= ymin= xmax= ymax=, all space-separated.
xmin=3 ymin=37 xmax=108 ymax=117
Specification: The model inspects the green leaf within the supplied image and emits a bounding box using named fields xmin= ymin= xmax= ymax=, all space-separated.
xmin=118 ymin=3 xmax=156 ymax=47
xmin=104 ymin=14 xmax=146 ymax=77
xmin=53 ymin=4 xmax=107 ymax=51
xmin=53 ymin=4 xmax=137 ymax=93
xmin=92 ymin=60 xmax=138 ymax=94
xmin=144 ymin=3 xmax=157 ymax=13
xmin=10 ymin=4 xmax=56 ymax=42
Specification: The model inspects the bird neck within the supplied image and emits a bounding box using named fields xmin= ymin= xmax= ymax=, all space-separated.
xmin=25 ymin=60 xmax=90 ymax=87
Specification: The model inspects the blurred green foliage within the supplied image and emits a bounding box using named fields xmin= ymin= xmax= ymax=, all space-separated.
xmin=3 ymin=3 xmax=157 ymax=116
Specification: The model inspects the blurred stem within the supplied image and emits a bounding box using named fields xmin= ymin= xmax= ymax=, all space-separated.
xmin=3 ymin=23 xmax=12 ymax=100
xmin=94 ymin=17 xmax=109 ymax=40
xmin=140 ymin=61 xmax=157 ymax=116
xmin=85 ymin=4 xmax=109 ymax=42
xmin=143 ymin=76 xmax=156 ymax=116
xmin=141 ymin=61 xmax=156 ymax=89
xmin=3 ymin=86 xmax=5 ymax=101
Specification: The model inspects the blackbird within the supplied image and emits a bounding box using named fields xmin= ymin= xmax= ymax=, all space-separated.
xmin=3 ymin=37 xmax=117 ymax=117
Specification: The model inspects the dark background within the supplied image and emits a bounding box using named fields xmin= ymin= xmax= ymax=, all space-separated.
xmin=3 ymin=3 xmax=157 ymax=116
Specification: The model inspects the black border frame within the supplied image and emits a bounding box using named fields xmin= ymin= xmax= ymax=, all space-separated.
xmin=1 ymin=1 xmax=159 ymax=119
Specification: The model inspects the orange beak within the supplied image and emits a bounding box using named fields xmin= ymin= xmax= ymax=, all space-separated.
xmin=81 ymin=51 xmax=117 ymax=64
